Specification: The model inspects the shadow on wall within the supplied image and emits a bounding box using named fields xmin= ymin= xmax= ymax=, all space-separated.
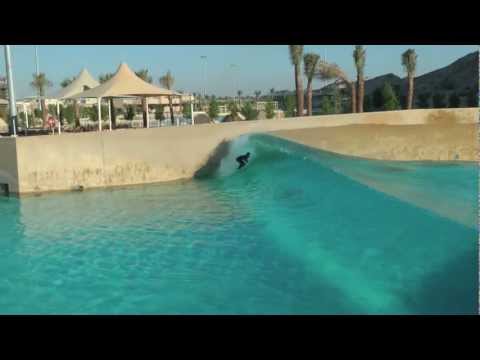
xmin=194 ymin=140 xmax=231 ymax=179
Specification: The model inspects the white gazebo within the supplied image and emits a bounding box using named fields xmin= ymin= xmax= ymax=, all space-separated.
xmin=52 ymin=68 xmax=100 ymax=133
xmin=53 ymin=68 xmax=100 ymax=100
xmin=68 ymin=63 xmax=190 ymax=131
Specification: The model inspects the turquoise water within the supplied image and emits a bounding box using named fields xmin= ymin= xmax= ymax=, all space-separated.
xmin=0 ymin=134 xmax=477 ymax=314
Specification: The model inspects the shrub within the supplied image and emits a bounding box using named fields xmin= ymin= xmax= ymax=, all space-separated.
xmin=126 ymin=105 xmax=135 ymax=120
xmin=265 ymin=102 xmax=275 ymax=119
xmin=382 ymin=83 xmax=400 ymax=111
xmin=208 ymin=98 xmax=220 ymax=120
xmin=240 ymin=102 xmax=259 ymax=120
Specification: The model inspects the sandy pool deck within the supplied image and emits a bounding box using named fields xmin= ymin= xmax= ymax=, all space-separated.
xmin=270 ymin=123 xmax=478 ymax=162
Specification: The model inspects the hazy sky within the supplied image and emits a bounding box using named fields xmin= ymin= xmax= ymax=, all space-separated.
xmin=1 ymin=45 xmax=477 ymax=99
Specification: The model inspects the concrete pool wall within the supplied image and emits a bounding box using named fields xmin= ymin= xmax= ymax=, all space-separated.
xmin=0 ymin=108 xmax=477 ymax=195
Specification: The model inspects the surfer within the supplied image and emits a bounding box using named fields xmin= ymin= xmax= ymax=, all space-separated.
xmin=236 ymin=152 xmax=250 ymax=169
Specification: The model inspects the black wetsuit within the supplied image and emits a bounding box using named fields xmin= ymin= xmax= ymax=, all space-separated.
xmin=236 ymin=153 xmax=250 ymax=169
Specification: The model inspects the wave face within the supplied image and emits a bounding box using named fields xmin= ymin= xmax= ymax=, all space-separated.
xmin=0 ymin=134 xmax=477 ymax=314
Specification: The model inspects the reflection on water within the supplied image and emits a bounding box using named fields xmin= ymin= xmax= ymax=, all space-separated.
xmin=0 ymin=134 xmax=477 ymax=314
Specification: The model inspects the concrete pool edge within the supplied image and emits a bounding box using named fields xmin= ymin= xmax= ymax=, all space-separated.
xmin=0 ymin=108 xmax=477 ymax=195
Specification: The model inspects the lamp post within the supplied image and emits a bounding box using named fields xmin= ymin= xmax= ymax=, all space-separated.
xmin=4 ymin=45 xmax=17 ymax=136
xmin=35 ymin=45 xmax=41 ymax=112
xmin=201 ymin=56 xmax=207 ymax=96
xmin=201 ymin=55 xmax=207 ymax=101
xmin=230 ymin=64 xmax=238 ymax=102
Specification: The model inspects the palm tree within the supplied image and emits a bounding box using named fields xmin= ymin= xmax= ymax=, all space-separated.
xmin=99 ymin=73 xmax=114 ymax=83
xmin=254 ymin=90 xmax=261 ymax=101
xmin=159 ymin=70 xmax=175 ymax=125
xmin=402 ymin=49 xmax=417 ymax=109
xmin=316 ymin=61 xmax=356 ymax=113
xmin=288 ymin=45 xmax=304 ymax=116
xmin=270 ymin=88 xmax=275 ymax=100
xmin=99 ymin=73 xmax=116 ymax=129
xmin=237 ymin=90 xmax=243 ymax=106
xmin=60 ymin=77 xmax=75 ymax=88
xmin=30 ymin=73 xmax=52 ymax=127
xmin=135 ymin=69 xmax=153 ymax=128
xmin=353 ymin=45 xmax=366 ymax=112
xmin=303 ymin=53 xmax=320 ymax=116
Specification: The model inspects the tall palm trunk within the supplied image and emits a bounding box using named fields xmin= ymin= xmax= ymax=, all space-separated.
xmin=294 ymin=64 xmax=304 ymax=116
xmin=407 ymin=75 xmax=414 ymax=109
xmin=142 ymin=98 xmax=148 ymax=128
xmin=357 ymin=73 xmax=364 ymax=112
xmin=41 ymin=98 xmax=48 ymax=127
xmin=109 ymin=98 xmax=116 ymax=129
xmin=73 ymin=100 xmax=80 ymax=128
xmin=351 ymin=82 xmax=357 ymax=113
xmin=306 ymin=78 xmax=313 ymax=116
xmin=169 ymin=96 xmax=175 ymax=125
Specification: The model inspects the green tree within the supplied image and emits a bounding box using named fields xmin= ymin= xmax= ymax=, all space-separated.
xmin=254 ymin=90 xmax=261 ymax=101
xmin=48 ymin=104 xmax=57 ymax=117
xmin=228 ymin=101 xmax=239 ymax=118
xmin=237 ymin=90 xmax=243 ymax=106
xmin=18 ymin=112 xmax=26 ymax=126
xmin=61 ymin=77 xmax=75 ymax=88
xmin=154 ymin=105 xmax=164 ymax=120
xmin=182 ymin=103 xmax=191 ymax=119
xmin=448 ymin=93 xmax=461 ymax=108
xmin=288 ymin=45 xmax=304 ymax=116
xmin=332 ymin=87 xmax=342 ymax=114
xmin=417 ymin=93 xmax=431 ymax=108
xmin=284 ymin=95 xmax=296 ymax=117
xmin=432 ymin=93 xmax=447 ymax=108
xmin=135 ymin=69 xmax=153 ymax=83
xmin=372 ymin=87 xmax=383 ymax=109
xmin=319 ymin=96 xmax=335 ymax=115
xmin=241 ymin=102 xmax=259 ymax=120
xmin=208 ymin=98 xmax=219 ymax=121
xmin=382 ymin=83 xmax=400 ymax=111
xmin=402 ymin=49 xmax=418 ymax=109
xmin=61 ymin=104 xmax=75 ymax=124
xmin=126 ymin=105 xmax=136 ymax=120
xmin=353 ymin=45 xmax=366 ymax=112
xmin=88 ymin=105 xmax=107 ymax=123
xmin=303 ymin=52 xmax=320 ymax=116
xmin=34 ymin=108 xmax=42 ymax=119
xmin=30 ymin=73 xmax=53 ymax=126
xmin=265 ymin=102 xmax=275 ymax=119
xmin=159 ymin=70 xmax=175 ymax=125
xmin=270 ymin=88 xmax=275 ymax=100
xmin=364 ymin=94 xmax=373 ymax=112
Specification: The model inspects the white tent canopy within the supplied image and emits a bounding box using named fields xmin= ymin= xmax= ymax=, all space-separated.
xmin=53 ymin=68 xmax=100 ymax=99
xmin=68 ymin=63 xmax=180 ymax=99
xmin=65 ymin=62 xmax=188 ymax=132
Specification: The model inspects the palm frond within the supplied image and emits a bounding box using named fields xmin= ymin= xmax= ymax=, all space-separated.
xmin=289 ymin=45 xmax=304 ymax=66
xmin=159 ymin=71 xmax=175 ymax=89
xmin=353 ymin=45 xmax=366 ymax=72
xmin=303 ymin=53 xmax=321 ymax=80
xmin=401 ymin=49 xmax=417 ymax=74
